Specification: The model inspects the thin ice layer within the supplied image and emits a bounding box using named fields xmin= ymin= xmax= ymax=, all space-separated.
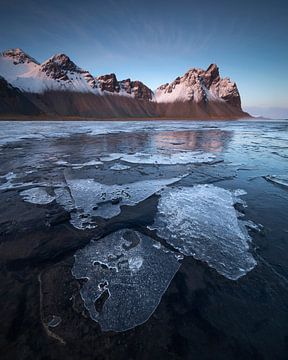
xmin=20 ymin=187 xmax=55 ymax=204
xmin=101 ymin=151 xmax=216 ymax=165
xmin=65 ymin=177 xmax=181 ymax=220
xmin=264 ymin=175 xmax=288 ymax=188
xmin=150 ymin=184 xmax=256 ymax=280
xmin=54 ymin=187 xmax=97 ymax=229
xmin=110 ymin=163 xmax=131 ymax=171
xmin=72 ymin=229 xmax=182 ymax=332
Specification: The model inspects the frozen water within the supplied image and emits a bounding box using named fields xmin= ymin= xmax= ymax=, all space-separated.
xmin=64 ymin=176 xmax=181 ymax=221
xmin=54 ymin=187 xmax=97 ymax=229
xmin=0 ymin=172 xmax=17 ymax=190
xmin=100 ymin=154 xmax=123 ymax=162
xmin=110 ymin=163 xmax=131 ymax=171
xmin=264 ymin=175 xmax=288 ymax=188
xmin=20 ymin=187 xmax=55 ymax=204
xmin=150 ymin=184 xmax=256 ymax=280
xmin=102 ymin=151 xmax=216 ymax=165
xmin=55 ymin=159 xmax=103 ymax=167
xmin=72 ymin=229 xmax=182 ymax=332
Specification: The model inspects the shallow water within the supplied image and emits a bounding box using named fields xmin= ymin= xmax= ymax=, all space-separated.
xmin=0 ymin=119 xmax=287 ymax=359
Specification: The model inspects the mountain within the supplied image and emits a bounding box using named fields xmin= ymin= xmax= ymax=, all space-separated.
xmin=0 ymin=48 xmax=249 ymax=119
xmin=96 ymin=74 xmax=154 ymax=101
xmin=0 ymin=75 xmax=41 ymax=115
xmin=155 ymin=64 xmax=247 ymax=118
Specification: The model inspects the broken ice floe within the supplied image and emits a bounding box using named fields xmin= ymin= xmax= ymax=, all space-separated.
xmin=150 ymin=184 xmax=256 ymax=280
xmin=100 ymin=151 xmax=216 ymax=165
xmin=20 ymin=187 xmax=55 ymax=204
xmin=0 ymin=172 xmax=17 ymax=190
xmin=72 ymin=229 xmax=182 ymax=332
xmin=264 ymin=175 xmax=288 ymax=188
xmin=55 ymin=159 xmax=103 ymax=168
xmin=109 ymin=163 xmax=131 ymax=171
xmin=100 ymin=153 xmax=123 ymax=162
xmin=64 ymin=176 xmax=181 ymax=222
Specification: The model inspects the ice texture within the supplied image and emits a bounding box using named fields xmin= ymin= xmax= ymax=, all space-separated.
xmin=20 ymin=187 xmax=55 ymax=204
xmin=55 ymin=159 xmax=103 ymax=167
xmin=65 ymin=177 xmax=181 ymax=221
xmin=150 ymin=184 xmax=256 ymax=280
xmin=102 ymin=151 xmax=216 ymax=165
xmin=0 ymin=172 xmax=17 ymax=190
xmin=109 ymin=163 xmax=131 ymax=171
xmin=264 ymin=175 xmax=288 ymax=188
xmin=72 ymin=229 xmax=182 ymax=332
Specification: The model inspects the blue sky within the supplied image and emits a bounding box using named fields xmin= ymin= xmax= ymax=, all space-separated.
xmin=1 ymin=0 xmax=287 ymax=117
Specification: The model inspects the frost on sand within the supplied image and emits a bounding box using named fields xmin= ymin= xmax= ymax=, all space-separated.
xmin=150 ymin=184 xmax=256 ymax=280
xmin=72 ymin=229 xmax=182 ymax=332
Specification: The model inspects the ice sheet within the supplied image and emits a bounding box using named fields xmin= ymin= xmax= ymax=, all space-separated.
xmin=150 ymin=184 xmax=256 ymax=280
xmin=101 ymin=151 xmax=216 ymax=165
xmin=72 ymin=229 xmax=182 ymax=332
xmin=64 ymin=176 xmax=181 ymax=222
xmin=20 ymin=187 xmax=55 ymax=204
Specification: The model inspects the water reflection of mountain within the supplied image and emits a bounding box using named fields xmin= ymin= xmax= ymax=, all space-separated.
xmin=153 ymin=130 xmax=233 ymax=153
xmin=51 ymin=129 xmax=233 ymax=160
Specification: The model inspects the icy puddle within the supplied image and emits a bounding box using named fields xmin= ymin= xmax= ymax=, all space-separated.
xmin=150 ymin=184 xmax=257 ymax=280
xmin=72 ymin=229 xmax=182 ymax=332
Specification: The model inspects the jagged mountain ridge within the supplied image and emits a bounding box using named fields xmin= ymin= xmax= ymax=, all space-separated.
xmin=0 ymin=48 xmax=249 ymax=119
xmin=155 ymin=64 xmax=241 ymax=109
xmin=0 ymin=48 xmax=153 ymax=99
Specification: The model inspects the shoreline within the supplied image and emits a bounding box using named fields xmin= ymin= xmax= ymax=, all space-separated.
xmin=0 ymin=114 xmax=254 ymax=121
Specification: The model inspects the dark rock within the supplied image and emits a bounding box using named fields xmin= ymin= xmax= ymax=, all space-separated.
xmin=48 ymin=210 xmax=71 ymax=226
xmin=0 ymin=76 xmax=41 ymax=115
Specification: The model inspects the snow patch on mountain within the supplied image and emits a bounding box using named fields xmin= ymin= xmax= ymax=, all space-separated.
xmin=0 ymin=49 xmax=153 ymax=99
xmin=155 ymin=64 xmax=241 ymax=108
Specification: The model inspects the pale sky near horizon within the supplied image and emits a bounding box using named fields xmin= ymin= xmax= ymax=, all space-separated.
xmin=1 ymin=0 xmax=287 ymax=118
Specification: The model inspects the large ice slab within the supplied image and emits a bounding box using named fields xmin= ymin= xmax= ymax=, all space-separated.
xmin=150 ymin=184 xmax=256 ymax=280
xmin=64 ymin=176 xmax=181 ymax=222
xmin=72 ymin=229 xmax=182 ymax=332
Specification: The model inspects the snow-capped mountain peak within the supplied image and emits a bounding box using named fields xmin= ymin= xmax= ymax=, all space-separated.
xmin=0 ymin=48 xmax=243 ymax=112
xmin=155 ymin=64 xmax=241 ymax=109
xmin=39 ymin=53 xmax=98 ymax=90
xmin=2 ymin=48 xmax=39 ymax=65
xmin=0 ymin=49 xmax=154 ymax=98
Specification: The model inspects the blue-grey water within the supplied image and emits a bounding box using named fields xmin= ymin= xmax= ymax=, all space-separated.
xmin=0 ymin=120 xmax=287 ymax=359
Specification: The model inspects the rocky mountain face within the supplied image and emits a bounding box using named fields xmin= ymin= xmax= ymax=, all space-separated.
xmin=97 ymin=74 xmax=154 ymax=100
xmin=0 ymin=48 xmax=249 ymax=119
xmin=0 ymin=76 xmax=41 ymax=115
xmin=2 ymin=48 xmax=39 ymax=65
xmin=40 ymin=54 xmax=97 ymax=89
xmin=155 ymin=64 xmax=241 ymax=109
